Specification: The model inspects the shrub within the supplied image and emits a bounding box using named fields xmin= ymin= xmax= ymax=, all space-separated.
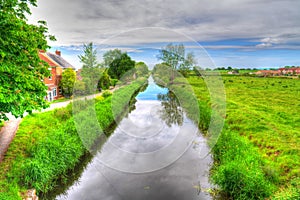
xmin=110 ymin=79 xmax=119 ymax=86
xmin=53 ymin=105 xmax=72 ymax=121
xmin=102 ymin=90 xmax=112 ymax=98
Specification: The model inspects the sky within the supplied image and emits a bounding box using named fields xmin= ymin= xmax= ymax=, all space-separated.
xmin=27 ymin=0 xmax=300 ymax=69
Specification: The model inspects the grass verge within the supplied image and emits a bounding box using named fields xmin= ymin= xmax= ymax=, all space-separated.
xmin=0 ymin=78 xmax=147 ymax=199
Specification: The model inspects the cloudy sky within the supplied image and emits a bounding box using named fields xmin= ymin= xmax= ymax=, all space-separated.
xmin=28 ymin=0 xmax=300 ymax=69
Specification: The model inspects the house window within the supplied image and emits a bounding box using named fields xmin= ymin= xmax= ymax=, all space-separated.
xmin=59 ymin=88 xmax=62 ymax=94
xmin=49 ymin=76 xmax=52 ymax=80
xmin=53 ymin=88 xmax=57 ymax=97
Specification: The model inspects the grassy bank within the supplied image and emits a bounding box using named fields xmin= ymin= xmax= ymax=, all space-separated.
xmin=0 ymin=78 xmax=147 ymax=199
xmin=188 ymin=74 xmax=299 ymax=199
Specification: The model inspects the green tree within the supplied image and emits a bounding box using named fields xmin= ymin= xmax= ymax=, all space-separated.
xmin=135 ymin=62 xmax=149 ymax=78
xmin=0 ymin=0 xmax=55 ymax=120
xmin=98 ymin=69 xmax=111 ymax=90
xmin=157 ymin=43 xmax=196 ymax=79
xmin=78 ymin=42 xmax=101 ymax=94
xmin=107 ymin=51 xmax=135 ymax=79
xmin=60 ymin=68 xmax=76 ymax=97
xmin=103 ymin=49 xmax=122 ymax=68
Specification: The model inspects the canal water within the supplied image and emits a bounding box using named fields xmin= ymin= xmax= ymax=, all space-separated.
xmin=55 ymin=77 xmax=213 ymax=200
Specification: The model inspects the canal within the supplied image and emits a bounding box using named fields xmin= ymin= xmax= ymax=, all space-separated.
xmin=55 ymin=76 xmax=213 ymax=200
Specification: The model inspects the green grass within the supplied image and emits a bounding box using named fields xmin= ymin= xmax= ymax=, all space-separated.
xmin=187 ymin=74 xmax=300 ymax=199
xmin=0 ymin=78 xmax=147 ymax=199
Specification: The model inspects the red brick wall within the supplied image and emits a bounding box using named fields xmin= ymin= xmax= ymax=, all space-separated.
xmin=44 ymin=67 xmax=57 ymax=85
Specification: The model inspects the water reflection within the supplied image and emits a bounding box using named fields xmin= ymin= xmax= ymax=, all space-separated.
xmin=157 ymin=91 xmax=183 ymax=127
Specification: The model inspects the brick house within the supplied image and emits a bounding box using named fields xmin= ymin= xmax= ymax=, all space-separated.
xmin=279 ymin=67 xmax=300 ymax=75
xmin=39 ymin=50 xmax=75 ymax=101
xmin=255 ymin=70 xmax=281 ymax=76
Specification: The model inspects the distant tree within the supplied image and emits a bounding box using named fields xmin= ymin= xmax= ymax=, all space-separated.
xmin=60 ymin=68 xmax=76 ymax=97
xmin=227 ymin=66 xmax=233 ymax=70
xmin=0 ymin=0 xmax=55 ymax=121
xmin=135 ymin=62 xmax=149 ymax=78
xmin=107 ymin=51 xmax=135 ymax=79
xmin=157 ymin=43 xmax=196 ymax=79
xmin=78 ymin=42 xmax=101 ymax=94
xmin=103 ymin=49 xmax=122 ymax=68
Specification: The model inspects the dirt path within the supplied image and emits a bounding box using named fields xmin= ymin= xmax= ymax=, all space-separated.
xmin=0 ymin=114 xmax=21 ymax=162
xmin=0 ymin=90 xmax=116 ymax=163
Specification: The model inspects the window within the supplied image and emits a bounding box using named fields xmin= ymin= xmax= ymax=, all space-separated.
xmin=59 ymin=88 xmax=62 ymax=94
xmin=53 ymin=88 xmax=57 ymax=97
xmin=49 ymin=76 xmax=52 ymax=80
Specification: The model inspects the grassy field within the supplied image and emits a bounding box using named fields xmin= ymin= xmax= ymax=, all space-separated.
xmin=188 ymin=74 xmax=300 ymax=199
xmin=0 ymin=78 xmax=146 ymax=199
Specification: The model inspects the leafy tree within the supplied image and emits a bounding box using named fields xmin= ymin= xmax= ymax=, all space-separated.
xmin=0 ymin=0 xmax=55 ymax=120
xmin=78 ymin=42 xmax=101 ymax=94
xmin=98 ymin=69 xmax=111 ymax=90
xmin=135 ymin=62 xmax=149 ymax=78
xmin=107 ymin=51 xmax=135 ymax=79
xmin=157 ymin=43 xmax=196 ymax=78
xmin=103 ymin=49 xmax=122 ymax=68
xmin=60 ymin=68 xmax=76 ymax=97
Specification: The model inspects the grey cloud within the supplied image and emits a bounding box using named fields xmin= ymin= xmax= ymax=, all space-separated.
xmin=28 ymin=0 xmax=300 ymax=48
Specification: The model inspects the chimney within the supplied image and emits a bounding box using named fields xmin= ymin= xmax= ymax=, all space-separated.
xmin=55 ymin=50 xmax=61 ymax=56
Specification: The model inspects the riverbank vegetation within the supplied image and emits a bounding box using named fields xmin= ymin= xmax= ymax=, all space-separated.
xmin=152 ymin=58 xmax=299 ymax=199
xmin=0 ymin=77 xmax=147 ymax=199
xmin=188 ymin=74 xmax=299 ymax=199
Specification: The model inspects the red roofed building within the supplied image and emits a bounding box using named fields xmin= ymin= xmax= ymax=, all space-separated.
xmin=39 ymin=50 xmax=75 ymax=101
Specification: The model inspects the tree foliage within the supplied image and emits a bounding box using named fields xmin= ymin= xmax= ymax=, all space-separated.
xmin=135 ymin=62 xmax=149 ymax=78
xmin=60 ymin=68 xmax=76 ymax=97
xmin=103 ymin=49 xmax=122 ymax=68
xmin=0 ymin=0 xmax=55 ymax=120
xmin=157 ymin=43 xmax=196 ymax=77
xmin=107 ymin=50 xmax=135 ymax=79
xmin=78 ymin=42 xmax=101 ymax=94
xmin=98 ymin=69 xmax=111 ymax=90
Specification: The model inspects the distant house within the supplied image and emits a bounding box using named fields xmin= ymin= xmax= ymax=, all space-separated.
xmin=279 ymin=67 xmax=300 ymax=75
xmin=39 ymin=50 xmax=75 ymax=101
xmin=256 ymin=67 xmax=300 ymax=77
xmin=256 ymin=69 xmax=281 ymax=77
xmin=227 ymin=70 xmax=239 ymax=75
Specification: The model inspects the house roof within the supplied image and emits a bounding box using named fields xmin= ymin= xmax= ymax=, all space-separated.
xmin=46 ymin=52 xmax=75 ymax=70
xmin=39 ymin=52 xmax=57 ymax=67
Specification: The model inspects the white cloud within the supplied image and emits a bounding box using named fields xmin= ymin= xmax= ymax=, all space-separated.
xmin=256 ymin=43 xmax=273 ymax=48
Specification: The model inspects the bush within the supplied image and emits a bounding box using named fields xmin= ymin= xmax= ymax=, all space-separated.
xmin=53 ymin=105 xmax=72 ymax=121
xmin=101 ymin=90 xmax=112 ymax=98
xmin=110 ymin=79 xmax=119 ymax=86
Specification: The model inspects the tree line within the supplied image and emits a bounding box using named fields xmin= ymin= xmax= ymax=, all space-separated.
xmin=60 ymin=43 xmax=149 ymax=97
